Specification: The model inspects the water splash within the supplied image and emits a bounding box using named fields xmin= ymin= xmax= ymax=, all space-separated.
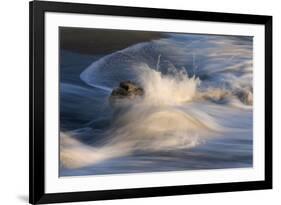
xmin=62 ymin=66 xmax=225 ymax=169
xmin=61 ymin=34 xmax=253 ymax=170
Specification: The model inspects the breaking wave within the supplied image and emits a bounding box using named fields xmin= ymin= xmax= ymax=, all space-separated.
xmin=61 ymin=33 xmax=253 ymax=169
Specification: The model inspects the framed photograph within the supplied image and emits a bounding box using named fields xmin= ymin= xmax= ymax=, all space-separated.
xmin=29 ymin=0 xmax=272 ymax=204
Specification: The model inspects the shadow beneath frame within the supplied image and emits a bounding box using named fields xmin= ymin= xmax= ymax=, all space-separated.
xmin=17 ymin=195 xmax=29 ymax=203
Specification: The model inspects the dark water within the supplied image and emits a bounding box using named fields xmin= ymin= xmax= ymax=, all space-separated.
xmin=60 ymin=33 xmax=253 ymax=176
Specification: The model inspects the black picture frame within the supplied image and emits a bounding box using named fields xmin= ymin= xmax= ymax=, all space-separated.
xmin=29 ymin=0 xmax=272 ymax=204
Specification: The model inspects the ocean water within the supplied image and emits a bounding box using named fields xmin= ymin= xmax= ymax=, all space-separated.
xmin=59 ymin=33 xmax=253 ymax=176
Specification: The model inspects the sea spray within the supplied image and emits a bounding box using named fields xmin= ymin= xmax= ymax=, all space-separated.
xmin=61 ymin=66 xmax=225 ymax=169
xmin=61 ymin=33 xmax=253 ymax=172
xmin=138 ymin=64 xmax=199 ymax=105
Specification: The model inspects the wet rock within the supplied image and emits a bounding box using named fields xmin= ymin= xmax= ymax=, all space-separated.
xmin=110 ymin=81 xmax=144 ymax=100
xmin=235 ymin=89 xmax=253 ymax=105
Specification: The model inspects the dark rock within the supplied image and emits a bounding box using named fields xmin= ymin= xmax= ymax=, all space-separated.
xmin=110 ymin=81 xmax=144 ymax=100
xmin=234 ymin=89 xmax=253 ymax=105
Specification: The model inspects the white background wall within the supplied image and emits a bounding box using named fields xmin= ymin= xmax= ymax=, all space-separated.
xmin=0 ymin=0 xmax=279 ymax=204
